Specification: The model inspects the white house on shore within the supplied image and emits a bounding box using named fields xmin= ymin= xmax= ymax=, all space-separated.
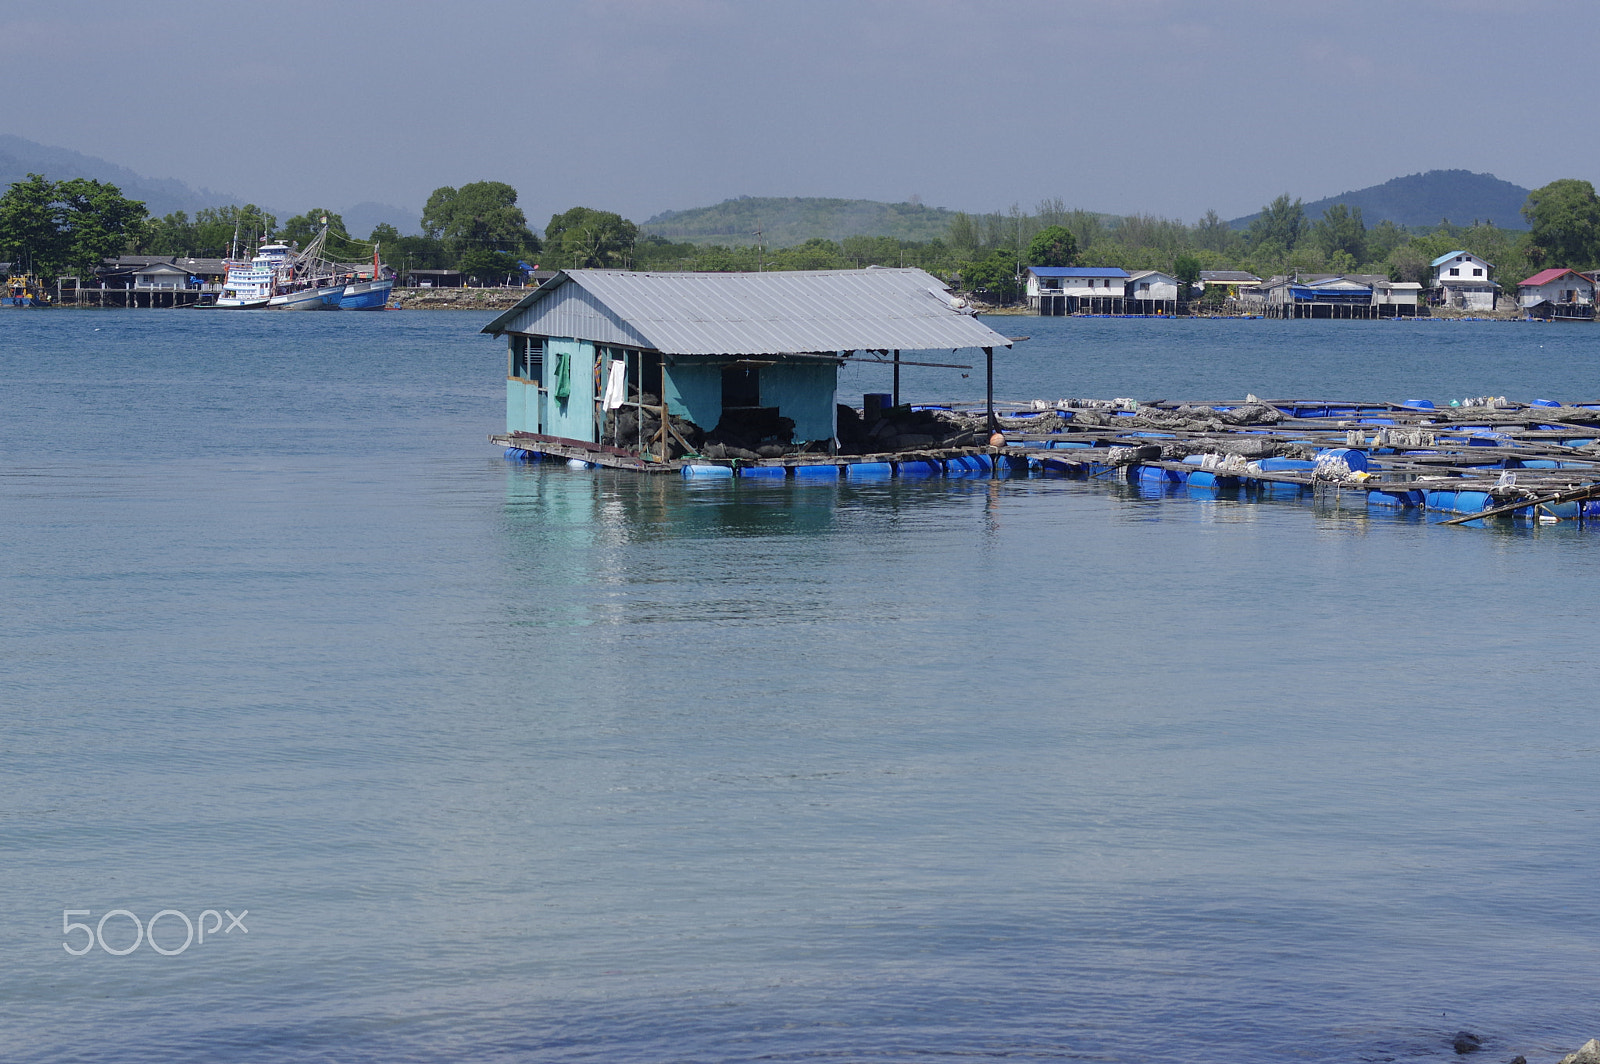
xmin=1431 ymin=251 xmax=1498 ymax=310
xmin=1025 ymin=266 xmax=1131 ymax=308
xmin=1124 ymin=269 xmax=1180 ymax=301
xmin=1516 ymin=268 xmax=1595 ymax=308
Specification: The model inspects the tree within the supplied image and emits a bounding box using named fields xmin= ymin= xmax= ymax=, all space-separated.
xmin=1311 ymin=204 xmax=1366 ymax=264
xmin=960 ymin=249 xmax=1022 ymax=303
xmin=1193 ymin=209 xmax=1235 ymax=254
xmin=423 ymin=182 xmax=540 ymax=268
xmin=1247 ymin=194 xmax=1307 ymax=253
xmin=1522 ymin=178 xmax=1600 ymax=268
xmin=281 ymin=209 xmax=348 ymax=250
xmin=1026 ymin=225 xmax=1078 ymax=267
xmin=0 ymin=174 xmax=147 ymax=278
xmin=0 ymin=174 xmax=65 ymax=272
xmin=1172 ymin=253 xmax=1202 ymax=305
xmin=545 ymin=206 xmax=637 ymax=268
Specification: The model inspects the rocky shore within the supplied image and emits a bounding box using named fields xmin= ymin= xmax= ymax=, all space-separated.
xmin=390 ymin=286 xmax=529 ymax=310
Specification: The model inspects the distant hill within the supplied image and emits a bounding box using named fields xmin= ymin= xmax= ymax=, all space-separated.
xmin=0 ymin=134 xmax=418 ymax=235
xmin=0 ymin=133 xmax=237 ymax=219
xmin=1230 ymin=170 xmax=1533 ymax=231
xmin=641 ymin=196 xmax=961 ymax=247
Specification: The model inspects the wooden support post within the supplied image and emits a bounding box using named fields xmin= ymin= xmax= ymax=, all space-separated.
xmin=985 ymin=346 xmax=998 ymax=433
xmin=892 ymin=348 xmax=900 ymax=408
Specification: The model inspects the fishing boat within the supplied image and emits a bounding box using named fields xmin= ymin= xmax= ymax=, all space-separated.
xmin=2 ymin=273 xmax=52 ymax=307
xmin=338 ymin=246 xmax=393 ymax=310
xmin=211 ymin=222 xmax=345 ymax=310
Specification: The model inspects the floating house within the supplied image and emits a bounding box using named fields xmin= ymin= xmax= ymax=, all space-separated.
xmin=1430 ymin=250 xmax=1498 ymax=309
xmin=484 ymin=268 xmax=1013 ymax=470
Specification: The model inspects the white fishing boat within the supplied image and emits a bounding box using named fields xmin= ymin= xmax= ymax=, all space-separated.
xmin=212 ymin=222 xmax=345 ymax=310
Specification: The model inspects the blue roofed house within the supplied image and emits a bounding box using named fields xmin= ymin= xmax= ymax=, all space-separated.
xmin=1430 ymin=250 xmax=1498 ymax=310
xmin=482 ymin=268 xmax=1012 ymax=464
xmin=1025 ymin=266 xmax=1130 ymax=311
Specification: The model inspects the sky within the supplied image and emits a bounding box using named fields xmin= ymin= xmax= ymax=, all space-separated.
xmin=2 ymin=0 xmax=1594 ymax=232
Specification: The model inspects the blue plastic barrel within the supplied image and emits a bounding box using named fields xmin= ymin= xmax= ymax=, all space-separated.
xmin=1256 ymin=457 xmax=1317 ymax=471
xmin=1532 ymin=398 xmax=1562 ymax=407
xmin=846 ymin=461 xmax=894 ymax=478
xmin=1402 ymin=399 xmax=1434 ymax=409
xmin=793 ymin=464 xmax=840 ymax=478
xmin=682 ymin=463 xmax=733 ymax=478
xmin=1316 ymin=447 xmax=1369 ymax=472
xmin=896 ymin=460 xmax=941 ymax=477
xmin=739 ymin=465 xmax=787 ymax=478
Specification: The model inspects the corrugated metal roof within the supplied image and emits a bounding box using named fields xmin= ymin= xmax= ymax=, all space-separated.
xmin=1431 ymin=250 xmax=1494 ymax=269
xmin=482 ymin=268 xmax=1012 ymax=354
xmin=1027 ymin=266 xmax=1130 ymax=278
xmin=1519 ymin=268 xmax=1584 ymax=287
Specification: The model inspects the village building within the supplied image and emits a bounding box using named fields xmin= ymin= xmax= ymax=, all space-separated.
xmin=1199 ymin=270 xmax=1262 ymax=298
xmin=483 ymin=268 xmax=1012 ymax=469
xmin=1026 ymin=266 xmax=1131 ymax=314
xmin=1430 ymin=250 xmax=1498 ymax=310
xmin=1516 ymin=268 xmax=1595 ymax=308
xmin=1239 ymin=274 xmax=1419 ymax=318
xmin=1124 ymin=269 xmax=1180 ymax=302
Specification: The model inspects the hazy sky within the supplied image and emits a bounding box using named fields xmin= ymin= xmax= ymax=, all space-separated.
xmin=3 ymin=0 xmax=1592 ymax=229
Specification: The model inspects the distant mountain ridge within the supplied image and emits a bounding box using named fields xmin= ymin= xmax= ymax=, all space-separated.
xmin=642 ymin=196 xmax=960 ymax=247
xmin=1229 ymin=170 xmax=1533 ymax=231
xmin=0 ymin=134 xmax=418 ymax=235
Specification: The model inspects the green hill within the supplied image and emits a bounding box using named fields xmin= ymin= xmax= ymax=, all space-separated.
xmin=640 ymin=196 xmax=960 ymax=247
xmin=1230 ymin=170 xmax=1533 ymax=231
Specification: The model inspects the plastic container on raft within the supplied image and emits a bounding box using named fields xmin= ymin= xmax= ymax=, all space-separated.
xmin=738 ymin=465 xmax=788 ymax=478
xmin=793 ymin=463 xmax=840 ymax=479
xmin=1401 ymin=399 xmax=1435 ymax=410
xmin=895 ymin=459 xmax=942 ymax=477
xmin=845 ymin=462 xmax=894 ymax=479
xmin=682 ymin=463 xmax=733 ymax=478
xmin=1315 ymin=447 xmax=1370 ymax=472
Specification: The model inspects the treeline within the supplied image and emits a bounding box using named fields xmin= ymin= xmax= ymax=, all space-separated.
xmin=8 ymin=169 xmax=1600 ymax=298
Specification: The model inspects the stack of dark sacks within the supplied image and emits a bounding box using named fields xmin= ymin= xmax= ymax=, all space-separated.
xmin=699 ymin=407 xmax=798 ymax=460
xmin=841 ymin=403 xmax=973 ymax=456
xmin=603 ymin=395 xmax=705 ymax=459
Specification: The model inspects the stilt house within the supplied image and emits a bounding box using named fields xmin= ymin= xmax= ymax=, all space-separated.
xmin=483 ymin=268 xmax=1012 ymax=457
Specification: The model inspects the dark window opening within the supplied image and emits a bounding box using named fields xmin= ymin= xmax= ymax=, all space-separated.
xmin=722 ymin=365 xmax=761 ymax=408
xmin=511 ymin=336 xmax=545 ymax=381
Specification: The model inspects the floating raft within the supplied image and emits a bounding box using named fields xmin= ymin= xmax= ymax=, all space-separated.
xmin=492 ymin=396 xmax=1600 ymax=526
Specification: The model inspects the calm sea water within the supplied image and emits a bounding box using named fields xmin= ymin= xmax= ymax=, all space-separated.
xmin=3 ymin=310 xmax=1599 ymax=1063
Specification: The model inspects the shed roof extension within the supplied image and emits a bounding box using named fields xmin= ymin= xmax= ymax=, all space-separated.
xmin=482 ymin=268 xmax=1012 ymax=354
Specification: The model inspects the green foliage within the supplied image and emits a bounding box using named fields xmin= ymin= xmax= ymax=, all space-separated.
xmin=141 ymin=203 xmax=277 ymax=257
xmin=840 ymin=234 xmax=902 ymax=267
xmin=0 ymin=173 xmax=147 ymax=278
xmin=422 ymin=182 xmax=539 ymax=270
xmin=281 ymin=208 xmax=348 ymax=248
xmin=456 ymin=247 xmax=522 ymax=284
xmin=1247 ymin=194 xmax=1307 ymax=254
xmin=0 ymin=174 xmax=61 ymax=270
xmin=961 ymin=249 xmax=1022 ymax=303
xmin=1026 ymin=225 xmax=1077 ymax=267
xmin=1522 ymin=178 xmax=1600 ymax=268
xmin=1311 ymin=204 xmax=1366 ymax=264
xmin=1193 ymin=209 xmax=1235 ymax=254
xmin=1172 ymin=253 xmax=1202 ymax=289
xmin=545 ymin=207 xmax=637 ymax=268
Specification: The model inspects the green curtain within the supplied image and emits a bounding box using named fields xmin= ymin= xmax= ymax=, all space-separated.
xmin=553 ymin=351 xmax=571 ymax=401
